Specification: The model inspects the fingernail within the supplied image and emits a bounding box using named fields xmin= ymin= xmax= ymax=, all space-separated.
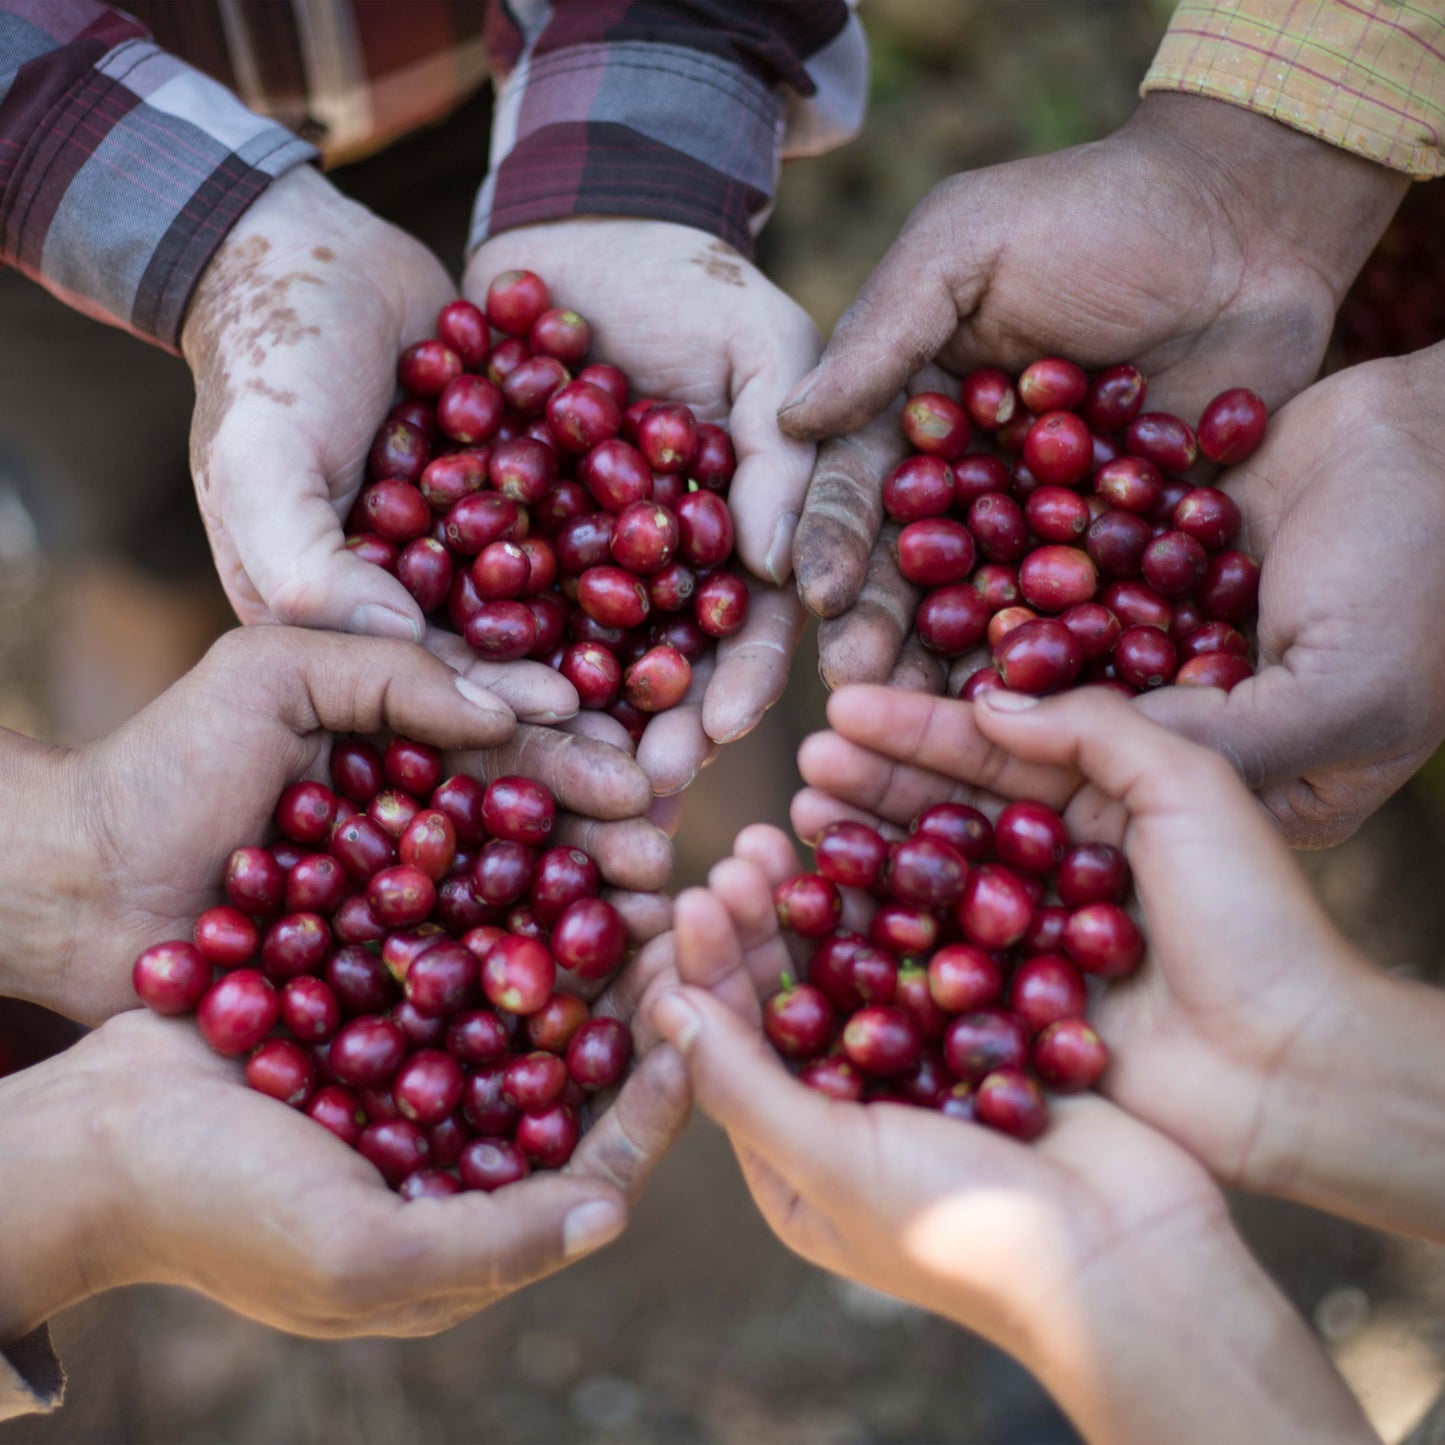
xmin=347 ymin=604 xmax=422 ymax=643
xmin=651 ymin=990 xmax=700 ymax=1051
xmin=981 ymin=691 xmax=1038 ymax=712
xmin=562 ymin=1199 xmax=626 ymax=1258
xmin=454 ymin=676 xmax=515 ymax=721
xmin=765 ymin=512 xmax=798 ymax=585
xmin=528 ymin=705 xmax=580 ymax=723
xmin=778 ymin=368 xmax=820 ymax=415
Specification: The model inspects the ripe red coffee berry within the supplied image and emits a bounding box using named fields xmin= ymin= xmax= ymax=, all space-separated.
xmin=842 ymin=1005 xmax=923 ymax=1076
xmin=974 ymin=1068 xmax=1048 ymax=1140
xmin=134 ymin=940 xmax=211 ymax=1015
xmin=246 ymin=1038 xmax=317 ymax=1107
xmin=961 ymin=367 xmax=1017 ymax=431
xmin=197 ymin=969 xmax=279 ymax=1056
xmin=527 ymin=992 xmax=591 ymax=1054
xmin=481 ymin=935 xmax=556 ymax=1014
xmin=330 ymin=1014 xmax=408 ymax=1088
xmin=1019 ymin=357 xmax=1087 ymax=413
xmin=1025 ymin=486 xmax=1090 ymax=543
xmin=437 ymin=375 xmax=505 ymax=445
xmin=774 ymin=873 xmax=843 ymax=937
xmin=357 ymin=1119 xmax=430 ymax=1188
xmin=915 ymin=802 xmax=993 ymax=861
xmin=916 ymin=585 xmax=989 ymax=656
xmin=885 ymin=836 xmax=969 ymax=908
xmin=943 ymin=1009 xmax=1029 ymax=1082
xmin=397 ymin=339 xmax=462 ymax=398
xmin=1114 ymin=625 xmax=1178 ymax=690
xmin=1126 ymin=412 xmax=1198 ymax=474
xmin=274 ymin=781 xmax=336 ymax=845
xmin=1082 ymin=363 xmax=1147 ymax=431
xmin=551 ymin=897 xmax=628 ymax=980
xmin=927 ymin=944 xmax=1003 ymax=1013
xmin=674 ymin=490 xmax=734 ymax=568
xmin=638 ymin=402 xmax=698 ymax=474
xmin=531 ymin=307 xmax=591 ymax=365
xmin=1198 ymin=549 xmax=1261 ymax=623
xmin=547 ymin=380 xmax=621 ymax=453
xmin=1022 ymin=410 xmax=1093 ymax=487
xmin=306 ymin=1085 xmax=367 ymax=1146
xmin=486 ymin=269 xmax=550 ymax=336
xmin=695 ymin=572 xmax=749 ymax=638
xmin=1176 ymin=652 xmax=1254 ymax=691
xmin=763 ymin=982 xmax=835 ymax=1060
xmin=1197 ymin=387 xmax=1268 ymax=464
xmin=897 ymin=518 xmax=976 ymax=587
xmin=801 ymin=1057 xmax=864 ymax=1101
xmin=460 ymin=1137 xmax=531 ymax=1191
xmin=567 ymin=1017 xmax=633 ymax=1090
xmin=956 ymin=864 xmax=1033 ymax=949
xmin=285 ymin=855 xmax=347 ymax=915
xmin=1057 ymin=843 xmax=1130 ymax=906
xmin=901 ymin=392 xmax=971 ymax=459
xmin=994 ymin=801 xmax=1068 ymax=874
xmin=516 ymin=1103 xmax=581 ymax=1168
xmin=389 ymin=1050 xmax=464 ymax=1127
xmin=612 ymin=501 xmax=680 ymax=574
xmin=1173 ymin=488 xmax=1241 ymax=551
xmin=1009 ymin=955 xmax=1087 ymax=1035
xmin=1018 ymin=546 xmax=1097 ymax=613
xmin=1141 ymin=530 xmax=1208 ymax=599
xmin=993 ymin=618 xmax=1083 ymax=694
xmin=436 ymin=298 xmax=489 ymax=367
xmin=483 ymin=777 xmax=556 ymax=846
xmin=503 ymin=1051 xmax=569 ymax=1111
xmin=815 ymin=820 xmax=890 ymax=891
xmin=967 ymin=492 xmax=1029 ymax=561
xmin=579 ymin=565 xmax=650 ymax=629
xmin=883 ymin=456 xmax=955 ymax=522
xmin=193 ymin=906 xmax=258 ymax=968
xmin=624 ymin=645 xmax=692 ymax=712
xmin=1064 ymin=902 xmax=1144 ymax=977
xmin=280 ymin=975 xmax=341 ymax=1043
xmin=400 ymin=1169 xmax=463 ymax=1201
xmin=1033 ymin=1018 xmax=1109 ymax=1092
xmin=368 ymin=866 xmax=436 ymax=927
xmin=404 ymin=942 xmax=478 ymax=1017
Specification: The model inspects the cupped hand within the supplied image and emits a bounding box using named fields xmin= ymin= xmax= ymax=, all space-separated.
xmin=180 ymin=166 xmax=456 ymax=645
xmin=1 ymin=942 xmax=688 ymax=1342
xmin=40 ymin=627 xmax=668 ymax=1024
xmin=646 ymin=879 xmax=1378 ymax=1444
xmin=785 ymin=92 xmax=1406 ymax=681
xmin=464 ymin=219 xmax=815 ymax=794
xmin=788 ymin=685 xmax=1362 ymax=1194
xmin=1138 ymin=344 xmax=1445 ymax=846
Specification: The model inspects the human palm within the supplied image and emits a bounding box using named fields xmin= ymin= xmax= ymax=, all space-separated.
xmin=464 ymin=219 xmax=818 ymax=794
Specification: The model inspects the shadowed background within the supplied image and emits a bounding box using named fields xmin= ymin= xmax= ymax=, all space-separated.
xmin=3 ymin=1 xmax=1444 ymax=1440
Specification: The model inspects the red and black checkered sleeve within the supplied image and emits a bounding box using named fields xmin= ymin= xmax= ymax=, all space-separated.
xmin=474 ymin=0 xmax=866 ymax=260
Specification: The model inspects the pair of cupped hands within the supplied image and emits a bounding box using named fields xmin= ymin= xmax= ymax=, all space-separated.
xmin=6 ymin=91 xmax=1443 ymax=1378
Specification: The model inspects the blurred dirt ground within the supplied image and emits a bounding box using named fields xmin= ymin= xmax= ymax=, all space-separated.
xmin=4 ymin=2 xmax=1445 ymax=1442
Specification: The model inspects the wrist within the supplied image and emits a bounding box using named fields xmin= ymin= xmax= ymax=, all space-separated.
xmin=0 ymin=1033 xmax=131 ymax=1343
xmin=1125 ymin=93 xmax=1407 ymax=302
xmin=1024 ymin=1205 xmax=1372 ymax=1443
xmin=0 ymin=733 xmax=93 ymax=1015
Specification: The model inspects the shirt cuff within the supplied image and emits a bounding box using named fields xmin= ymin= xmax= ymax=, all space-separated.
xmin=0 ymin=1325 xmax=64 ymax=1423
xmin=470 ymin=40 xmax=783 ymax=259
xmin=1141 ymin=0 xmax=1445 ymax=179
xmin=2 ymin=37 xmax=317 ymax=350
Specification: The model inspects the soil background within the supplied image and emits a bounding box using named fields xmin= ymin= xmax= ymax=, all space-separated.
xmin=3 ymin=2 xmax=1445 ymax=1441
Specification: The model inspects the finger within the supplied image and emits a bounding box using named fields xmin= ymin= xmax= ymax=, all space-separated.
xmin=777 ymin=188 xmax=975 ymax=440
xmin=226 ymin=627 xmax=517 ymax=748
xmin=566 ymin=1043 xmax=691 ymax=1202
xmin=650 ymin=982 xmax=852 ymax=1199
xmin=727 ymin=343 xmax=824 ymax=585
xmin=363 ymin=1173 xmax=631 ymax=1299
xmin=790 ymin=785 xmax=904 ymax=846
xmin=704 ymin=856 xmax=806 ymax=1002
xmin=728 ymin=822 xmax=806 ymax=884
xmin=823 ymin=686 xmax=1074 ymax=805
xmin=888 ymin=634 xmax=948 ymax=695
xmin=554 ymin=815 xmax=674 ymax=893
xmin=449 ymin=725 xmax=652 ymax=821
xmin=636 ymin=651 xmax=719 ymax=796
xmin=560 ymin=710 xmax=637 ymax=752
xmin=607 ymin=889 xmax=674 ymax=947
xmin=646 ymin=793 xmax=686 ymax=837
xmin=669 ymin=885 xmax=758 ymax=1020
xmin=816 ymin=526 xmax=919 ymax=690
xmin=792 ymin=405 xmax=904 ymax=620
xmin=219 ymin=458 xmax=427 ymax=642
xmin=427 ymin=630 xmax=581 ymax=724
xmin=702 ymin=582 xmax=806 ymax=745
xmin=972 ymin=689 xmax=1260 ymax=825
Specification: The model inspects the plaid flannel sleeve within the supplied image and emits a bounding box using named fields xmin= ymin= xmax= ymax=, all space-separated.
xmin=0 ymin=1326 xmax=63 ymax=1423
xmin=1142 ymin=0 xmax=1445 ymax=178
xmin=472 ymin=0 xmax=866 ymax=260
xmin=0 ymin=0 xmax=316 ymax=350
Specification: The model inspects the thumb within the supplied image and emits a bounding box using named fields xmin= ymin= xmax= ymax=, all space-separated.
xmin=777 ymin=186 xmax=980 ymax=441
xmin=216 ymin=627 xmax=517 ymax=749
xmin=218 ymin=454 xmax=428 ymax=641
xmin=650 ymin=984 xmax=847 ymax=1202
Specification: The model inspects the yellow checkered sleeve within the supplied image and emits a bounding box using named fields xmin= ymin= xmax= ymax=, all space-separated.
xmin=1142 ymin=0 xmax=1445 ymax=178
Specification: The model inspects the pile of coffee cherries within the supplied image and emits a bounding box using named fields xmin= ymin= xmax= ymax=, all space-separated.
xmin=131 ymin=740 xmax=634 ymax=1198
xmin=765 ymin=800 xmax=1138 ymax=1140
xmin=350 ymin=271 xmax=748 ymax=735
xmin=889 ymin=359 xmax=1266 ymax=697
